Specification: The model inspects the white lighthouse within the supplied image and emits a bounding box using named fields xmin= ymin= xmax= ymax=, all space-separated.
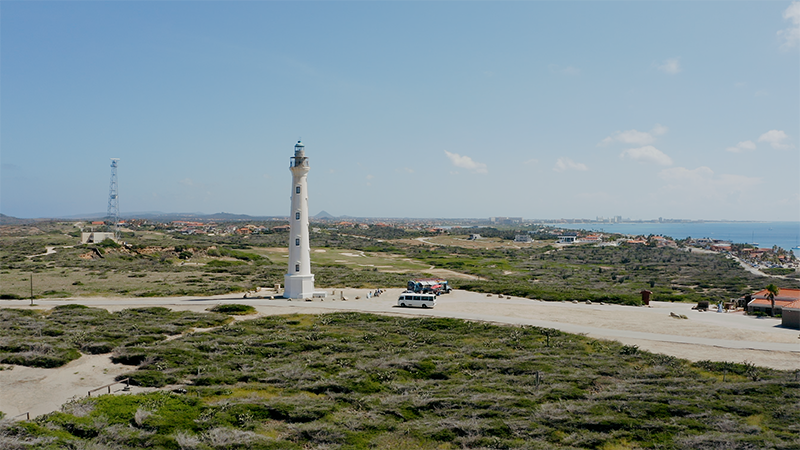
xmin=284 ymin=141 xmax=315 ymax=299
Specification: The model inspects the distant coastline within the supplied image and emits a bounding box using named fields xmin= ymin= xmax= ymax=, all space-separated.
xmin=555 ymin=221 xmax=800 ymax=253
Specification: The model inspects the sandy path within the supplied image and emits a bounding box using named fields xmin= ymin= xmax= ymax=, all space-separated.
xmin=0 ymin=354 xmax=152 ymax=419
xmin=2 ymin=289 xmax=798 ymax=419
xmin=26 ymin=244 xmax=76 ymax=259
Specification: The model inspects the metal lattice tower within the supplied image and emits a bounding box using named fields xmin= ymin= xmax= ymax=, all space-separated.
xmin=106 ymin=158 xmax=120 ymax=240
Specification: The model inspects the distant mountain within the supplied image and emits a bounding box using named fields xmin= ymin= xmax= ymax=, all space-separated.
xmin=314 ymin=210 xmax=336 ymax=219
xmin=125 ymin=212 xmax=284 ymax=222
xmin=0 ymin=214 xmax=36 ymax=225
xmin=59 ymin=211 xmax=332 ymax=222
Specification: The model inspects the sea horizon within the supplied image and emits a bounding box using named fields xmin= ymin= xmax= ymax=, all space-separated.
xmin=555 ymin=221 xmax=800 ymax=253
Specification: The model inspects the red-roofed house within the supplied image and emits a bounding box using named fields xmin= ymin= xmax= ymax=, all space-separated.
xmin=746 ymin=288 xmax=800 ymax=317
xmin=782 ymin=299 xmax=800 ymax=330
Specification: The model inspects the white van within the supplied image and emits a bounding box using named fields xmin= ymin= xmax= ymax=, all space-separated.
xmin=397 ymin=292 xmax=436 ymax=308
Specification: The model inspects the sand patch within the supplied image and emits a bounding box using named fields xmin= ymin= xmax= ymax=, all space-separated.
xmin=425 ymin=268 xmax=486 ymax=280
xmin=0 ymin=354 xmax=148 ymax=419
xmin=263 ymin=247 xmax=289 ymax=253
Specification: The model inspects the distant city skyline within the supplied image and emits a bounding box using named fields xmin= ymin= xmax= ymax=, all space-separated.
xmin=1 ymin=2 xmax=798 ymax=221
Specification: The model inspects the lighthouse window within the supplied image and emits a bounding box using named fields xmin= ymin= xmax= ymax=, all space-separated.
xmin=296 ymin=186 xmax=301 ymax=194
xmin=295 ymin=264 xmax=300 ymax=272
xmin=295 ymin=212 xmax=300 ymax=220
xmin=295 ymin=238 xmax=300 ymax=246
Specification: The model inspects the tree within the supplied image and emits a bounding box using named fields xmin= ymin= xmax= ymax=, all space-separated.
xmin=765 ymin=284 xmax=779 ymax=317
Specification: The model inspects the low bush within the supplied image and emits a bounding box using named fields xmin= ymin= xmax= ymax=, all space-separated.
xmin=206 ymin=260 xmax=247 ymax=267
xmin=208 ymin=304 xmax=256 ymax=315
xmin=0 ymin=306 xmax=231 ymax=368
xmin=3 ymin=312 xmax=798 ymax=449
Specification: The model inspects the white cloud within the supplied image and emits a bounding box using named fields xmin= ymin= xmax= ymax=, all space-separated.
xmin=599 ymin=129 xmax=653 ymax=146
xmin=779 ymin=1 xmax=800 ymax=48
xmin=657 ymin=58 xmax=681 ymax=74
xmin=523 ymin=158 xmax=539 ymax=165
xmin=758 ymin=130 xmax=794 ymax=150
xmin=775 ymin=192 xmax=800 ymax=209
xmin=620 ymin=146 xmax=673 ymax=165
xmin=444 ymin=150 xmax=488 ymax=173
xmin=179 ymin=178 xmax=194 ymax=186
xmin=553 ymin=157 xmax=588 ymax=172
xmin=725 ymin=140 xmax=757 ymax=153
xmin=599 ymin=124 xmax=667 ymax=146
xmin=658 ymin=166 xmax=762 ymax=201
xmin=659 ymin=166 xmax=714 ymax=183
xmin=651 ymin=124 xmax=668 ymax=136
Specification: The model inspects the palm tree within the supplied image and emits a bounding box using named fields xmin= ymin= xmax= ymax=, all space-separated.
xmin=765 ymin=284 xmax=780 ymax=317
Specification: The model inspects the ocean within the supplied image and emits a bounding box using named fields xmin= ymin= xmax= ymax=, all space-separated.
xmin=553 ymin=221 xmax=800 ymax=253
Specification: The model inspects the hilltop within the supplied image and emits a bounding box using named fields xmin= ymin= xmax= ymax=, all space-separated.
xmin=0 ymin=214 xmax=36 ymax=225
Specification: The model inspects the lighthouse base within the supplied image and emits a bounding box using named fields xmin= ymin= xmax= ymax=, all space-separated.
xmin=283 ymin=274 xmax=315 ymax=299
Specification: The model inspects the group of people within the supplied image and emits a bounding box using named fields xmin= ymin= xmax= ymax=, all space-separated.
xmin=366 ymin=289 xmax=384 ymax=299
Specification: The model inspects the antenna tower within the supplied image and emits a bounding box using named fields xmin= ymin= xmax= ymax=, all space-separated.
xmin=106 ymin=158 xmax=120 ymax=240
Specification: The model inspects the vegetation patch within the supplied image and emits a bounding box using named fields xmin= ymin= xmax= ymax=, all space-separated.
xmin=0 ymin=306 xmax=230 ymax=368
xmin=3 ymin=312 xmax=797 ymax=449
xmin=2 ymin=221 xmax=792 ymax=303
xmin=208 ymin=304 xmax=257 ymax=315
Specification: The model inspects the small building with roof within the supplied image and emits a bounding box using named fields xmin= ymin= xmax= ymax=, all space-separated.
xmin=781 ymin=299 xmax=800 ymax=329
xmin=745 ymin=287 xmax=800 ymax=317
xmin=558 ymin=232 xmax=578 ymax=244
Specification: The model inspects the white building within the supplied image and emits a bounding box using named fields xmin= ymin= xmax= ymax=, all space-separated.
xmin=558 ymin=233 xmax=578 ymax=244
xmin=284 ymin=141 xmax=316 ymax=299
xmin=81 ymin=231 xmax=117 ymax=244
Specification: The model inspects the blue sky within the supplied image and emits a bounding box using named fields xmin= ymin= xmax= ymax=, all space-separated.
xmin=2 ymin=1 xmax=798 ymax=221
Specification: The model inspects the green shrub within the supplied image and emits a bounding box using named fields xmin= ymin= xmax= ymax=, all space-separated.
xmin=206 ymin=260 xmax=247 ymax=267
xmin=96 ymin=238 xmax=121 ymax=248
xmin=208 ymin=304 xmax=256 ymax=315
xmin=122 ymin=370 xmax=177 ymax=387
xmin=5 ymin=311 xmax=799 ymax=450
